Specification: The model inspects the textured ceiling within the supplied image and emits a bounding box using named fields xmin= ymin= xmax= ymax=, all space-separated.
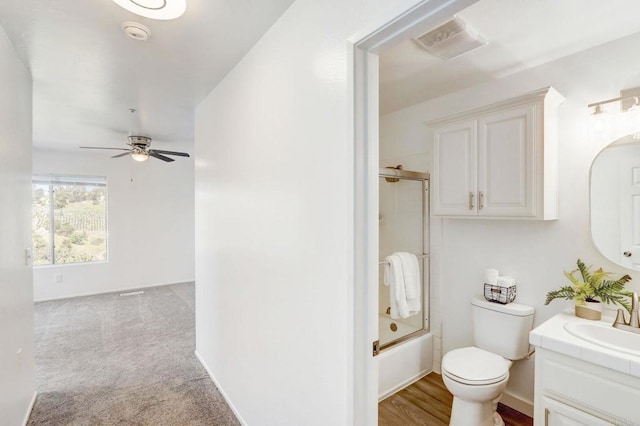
xmin=0 ymin=0 xmax=295 ymax=151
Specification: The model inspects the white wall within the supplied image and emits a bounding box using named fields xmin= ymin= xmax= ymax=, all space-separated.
xmin=193 ymin=0 xmax=439 ymax=424
xmin=380 ymin=31 xmax=640 ymax=411
xmin=0 ymin=23 xmax=36 ymax=426
xmin=33 ymin=149 xmax=195 ymax=301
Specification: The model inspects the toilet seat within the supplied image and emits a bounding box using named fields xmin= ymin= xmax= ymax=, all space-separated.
xmin=442 ymin=347 xmax=511 ymax=385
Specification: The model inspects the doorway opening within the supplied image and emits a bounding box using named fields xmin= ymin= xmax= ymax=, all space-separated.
xmin=351 ymin=1 xmax=479 ymax=423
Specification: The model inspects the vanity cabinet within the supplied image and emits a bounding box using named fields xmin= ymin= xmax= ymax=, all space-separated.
xmin=533 ymin=344 xmax=640 ymax=425
xmin=429 ymin=87 xmax=564 ymax=220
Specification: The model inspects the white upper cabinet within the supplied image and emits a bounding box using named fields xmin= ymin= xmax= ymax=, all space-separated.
xmin=431 ymin=119 xmax=477 ymax=216
xmin=428 ymin=87 xmax=564 ymax=220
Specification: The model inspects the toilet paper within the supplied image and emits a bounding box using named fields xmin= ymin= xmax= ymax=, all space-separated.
xmin=484 ymin=268 xmax=499 ymax=285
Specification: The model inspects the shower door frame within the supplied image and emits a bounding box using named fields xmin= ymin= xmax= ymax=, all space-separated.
xmin=378 ymin=168 xmax=430 ymax=351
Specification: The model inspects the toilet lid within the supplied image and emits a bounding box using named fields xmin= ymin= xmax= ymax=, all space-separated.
xmin=442 ymin=347 xmax=510 ymax=385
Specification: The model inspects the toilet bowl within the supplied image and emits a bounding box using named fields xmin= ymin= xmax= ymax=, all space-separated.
xmin=442 ymin=347 xmax=511 ymax=426
xmin=440 ymin=296 xmax=534 ymax=426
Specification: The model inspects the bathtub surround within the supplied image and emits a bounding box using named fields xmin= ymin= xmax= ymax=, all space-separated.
xmin=28 ymin=282 xmax=239 ymax=425
xmin=0 ymin=22 xmax=35 ymax=426
xmin=380 ymin=30 xmax=640 ymax=415
xmin=378 ymin=333 xmax=433 ymax=400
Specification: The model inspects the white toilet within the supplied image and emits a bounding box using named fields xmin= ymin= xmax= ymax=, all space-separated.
xmin=441 ymin=295 xmax=534 ymax=426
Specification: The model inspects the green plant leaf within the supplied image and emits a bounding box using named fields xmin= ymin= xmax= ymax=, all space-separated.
xmin=545 ymin=286 xmax=576 ymax=305
xmin=546 ymin=260 xmax=633 ymax=313
xmin=576 ymin=259 xmax=592 ymax=284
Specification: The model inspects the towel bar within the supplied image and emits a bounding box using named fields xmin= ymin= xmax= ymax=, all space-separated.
xmin=378 ymin=254 xmax=429 ymax=265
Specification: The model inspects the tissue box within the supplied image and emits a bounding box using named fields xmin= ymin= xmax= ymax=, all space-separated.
xmin=484 ymin=282 xmax=516 ymax=304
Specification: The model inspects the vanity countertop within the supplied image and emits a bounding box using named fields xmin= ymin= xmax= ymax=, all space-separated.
xmin=529 ymin=310 xmax=640 ymax=378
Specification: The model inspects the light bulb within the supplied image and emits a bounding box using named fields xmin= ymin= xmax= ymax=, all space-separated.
xmin=590 ymin=106 xmax=609 ymax=134
xmin=625 ymin=103 xmax=640 ymax=139
xmin=131 ymin=152 xmax=149 ymax=162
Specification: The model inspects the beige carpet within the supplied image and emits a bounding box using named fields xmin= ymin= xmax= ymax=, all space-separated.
xmin=28 ymin=283 xmax=239 ymax=425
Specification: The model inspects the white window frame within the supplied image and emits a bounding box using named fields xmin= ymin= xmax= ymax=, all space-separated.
xmin=32 ymin=174 xmax=108 ymax=266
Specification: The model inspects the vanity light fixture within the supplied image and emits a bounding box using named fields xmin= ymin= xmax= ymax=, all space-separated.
xmin=588 ymin=94 xmax=640 ymax=115
xmin=111 ymin=0 xmax=186 ymax=20
xmin=588 ymin=93 xmax=640 ymax=139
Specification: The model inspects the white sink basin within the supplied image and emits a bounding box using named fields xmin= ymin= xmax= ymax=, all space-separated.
xmin=563 ymin=321 xmax=640 ymax=357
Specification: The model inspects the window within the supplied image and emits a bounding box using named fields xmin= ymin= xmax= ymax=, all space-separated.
xmin=32 ymin=175 xmax=107 ymax=266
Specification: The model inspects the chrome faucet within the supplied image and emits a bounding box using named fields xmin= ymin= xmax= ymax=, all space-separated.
xmin=613 ymin=292 xmax=640 ymax=334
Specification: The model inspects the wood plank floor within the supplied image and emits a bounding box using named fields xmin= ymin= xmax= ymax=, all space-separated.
xmin=379 ymin=373 xmax=533 ymax=426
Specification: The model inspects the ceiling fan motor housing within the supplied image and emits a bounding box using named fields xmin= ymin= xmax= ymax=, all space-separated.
xmin=128 ymin=135 xmax=151 ymax=148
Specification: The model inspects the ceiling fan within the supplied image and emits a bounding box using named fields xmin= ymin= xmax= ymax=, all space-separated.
xmin=80 ymin=136 xmax=190 ymax=162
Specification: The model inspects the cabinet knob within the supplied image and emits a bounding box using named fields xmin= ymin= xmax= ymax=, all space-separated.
xmin=469 ymin=192 xmax=474 ymax=210
xmin=624 ymin=251 xmax=632 ymax=258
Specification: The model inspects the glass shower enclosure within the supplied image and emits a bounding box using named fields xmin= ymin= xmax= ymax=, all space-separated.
xmin=378 ymin=167 xmax=429 ymax=350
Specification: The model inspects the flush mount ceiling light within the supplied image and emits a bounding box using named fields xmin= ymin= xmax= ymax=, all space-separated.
xmin=112 ymin=0 xmax=186 ymax=20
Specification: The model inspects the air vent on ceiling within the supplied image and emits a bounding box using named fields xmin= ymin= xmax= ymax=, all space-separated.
xmin=413 ymin=17 xmax=487 ymax=60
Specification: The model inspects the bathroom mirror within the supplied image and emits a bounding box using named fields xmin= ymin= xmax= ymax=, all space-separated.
xmin=591 ymin=134 xmax=640 ymax=270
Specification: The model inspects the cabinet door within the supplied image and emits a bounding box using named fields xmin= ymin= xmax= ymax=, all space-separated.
xmin=431 ymin=119 xmax=477 ymax=216
xmin=542 ymin=397 xmax=614 ymax=426
xmin=478 ymin=104 xmax=536 ymax=216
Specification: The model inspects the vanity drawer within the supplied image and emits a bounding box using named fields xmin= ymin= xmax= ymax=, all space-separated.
xmin=541 ymin=355 xmax=640 ymax=424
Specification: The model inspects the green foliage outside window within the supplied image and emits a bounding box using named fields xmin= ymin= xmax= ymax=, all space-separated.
xmin=32 ymin=176 xmax=108 ymax=266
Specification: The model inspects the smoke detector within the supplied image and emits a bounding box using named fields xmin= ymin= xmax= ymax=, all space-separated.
xmin=121 ymin=21 xmax=151 ymax=41
xmin=413 ymin=17 xmax=486 ymax=60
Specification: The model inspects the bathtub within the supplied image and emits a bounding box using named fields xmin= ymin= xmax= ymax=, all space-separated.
xmin=379 ymin=314 xmax=422 ymax=346
xmin=378 ymin=315 xmax=433 ymax=400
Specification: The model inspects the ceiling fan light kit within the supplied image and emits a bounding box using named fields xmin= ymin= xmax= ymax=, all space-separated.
xmin=112 ymin=0 xmax=187 ymax=20
xmin=131 ymin=150 xmax=149 ymax=162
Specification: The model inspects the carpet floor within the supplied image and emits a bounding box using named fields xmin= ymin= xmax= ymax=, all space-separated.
xmin=28 ymin=283 xmax=240 ymax=426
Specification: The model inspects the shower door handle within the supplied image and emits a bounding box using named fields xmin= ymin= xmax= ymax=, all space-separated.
xmin=468 ymin=192 xmax=474 ymax=210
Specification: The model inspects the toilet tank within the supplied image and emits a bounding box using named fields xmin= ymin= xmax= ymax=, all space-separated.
xmin=471 ymin=295 xmax=535 ymax=360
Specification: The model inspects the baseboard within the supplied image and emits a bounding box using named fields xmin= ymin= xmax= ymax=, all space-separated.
xmin=501 ymin=390 xmax=533 ymax=418
xmin=378 ymin=369 xmax=431 ymax=402
xmin=34 ymin=281 xmax=194 ymax=302
xmin=194 ymin=350 xmax=246 ymax=426
xmin=22 ymin=392 xmax=37 ymax=426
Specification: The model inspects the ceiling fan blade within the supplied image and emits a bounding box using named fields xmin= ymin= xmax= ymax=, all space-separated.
xmin=111 ymin=152 xmax=131 ymax=158
xmin=149 ymin=151 xmax=175 ymax=162
xmin=149 ymin=149 xmax=190 ymax=157
xmin=80 ymin=146 xmax=130 ymax=151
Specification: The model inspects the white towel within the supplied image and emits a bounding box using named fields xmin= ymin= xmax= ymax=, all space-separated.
xmin=397 ymin=252 xmax=420 ymax=301
xmin=383 ymin=253 xmax=421 ymax=319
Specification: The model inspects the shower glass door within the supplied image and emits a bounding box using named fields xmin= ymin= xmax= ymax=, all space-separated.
xmin=378 ymin=173 xmax=428 ymax=349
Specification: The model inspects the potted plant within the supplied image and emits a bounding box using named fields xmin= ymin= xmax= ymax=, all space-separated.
xmin=545 ymin=259 xmax=633 ymax=320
